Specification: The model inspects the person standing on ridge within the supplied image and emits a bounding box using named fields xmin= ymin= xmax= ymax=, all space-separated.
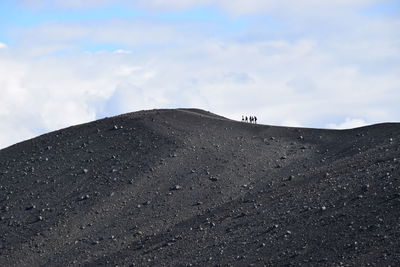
xmin=254 ymin=116 xmax=257 ymax=124
xmin=242 ymin=115 xmax=245 ymax=122
xmin=245 ymin=116 xmax=248 ymax=123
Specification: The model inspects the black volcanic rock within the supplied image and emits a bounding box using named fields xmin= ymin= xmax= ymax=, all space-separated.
xmin=0 ymin=108 xmax=399 ymax=266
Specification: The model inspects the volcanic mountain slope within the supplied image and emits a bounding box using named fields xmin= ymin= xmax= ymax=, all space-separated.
xmin=0 ymin=108 xmax=399 ymax=267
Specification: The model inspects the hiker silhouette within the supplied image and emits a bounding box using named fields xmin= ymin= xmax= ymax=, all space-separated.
xmin=242 ymin=115 xmax=257 ymax=123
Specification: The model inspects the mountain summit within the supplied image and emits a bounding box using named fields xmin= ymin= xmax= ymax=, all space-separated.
xmin=0 ymin=109 xmax=399 ymax=266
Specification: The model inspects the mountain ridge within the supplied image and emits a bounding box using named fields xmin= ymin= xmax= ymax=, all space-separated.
xmin=0 ymin=108 xmax=399 ymax=266
xmin=3 ymin=108 xmax=399 ymax=151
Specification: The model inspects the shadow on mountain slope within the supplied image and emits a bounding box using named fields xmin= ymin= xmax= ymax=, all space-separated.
xmin=0 ymin=109 xmax=399 ymax=266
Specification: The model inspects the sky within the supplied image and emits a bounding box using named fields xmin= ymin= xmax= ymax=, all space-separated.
xmin=0 ymin=0 xmax=399 ymax=148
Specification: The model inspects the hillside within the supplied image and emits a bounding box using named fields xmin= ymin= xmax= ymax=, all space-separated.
xmin=0 ymin=108 xmax=399 ymax=266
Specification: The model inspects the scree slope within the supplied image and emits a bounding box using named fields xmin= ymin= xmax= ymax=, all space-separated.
xmin=0 ymin=109 xmax=399 ymax=266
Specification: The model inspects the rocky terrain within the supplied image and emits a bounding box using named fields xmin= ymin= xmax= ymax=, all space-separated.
xmin=0 ymin=108 xmax=399 ymax=266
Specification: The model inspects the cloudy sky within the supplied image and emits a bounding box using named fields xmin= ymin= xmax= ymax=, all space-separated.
xmin=0 ymin=0 xmax=399 ymax=148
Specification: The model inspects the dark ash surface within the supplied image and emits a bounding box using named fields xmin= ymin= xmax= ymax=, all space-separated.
xmin=0 ymin=108 xmax=399 ymax=266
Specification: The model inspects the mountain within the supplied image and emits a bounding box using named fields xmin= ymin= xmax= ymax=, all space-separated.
xmin=0 ymin=108 xmax=399 ymax=266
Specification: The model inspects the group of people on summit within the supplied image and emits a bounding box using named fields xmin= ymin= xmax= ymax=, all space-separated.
xmin=242 ymin=115 xmax=257 ymax=124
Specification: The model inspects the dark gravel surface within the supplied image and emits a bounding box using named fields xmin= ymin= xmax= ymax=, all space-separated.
xmin=0 ymin=108 xmax=399 ymax=266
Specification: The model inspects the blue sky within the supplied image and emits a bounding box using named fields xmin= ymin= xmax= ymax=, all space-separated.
xmin=0 ymin=0 xmax=399 ymax=148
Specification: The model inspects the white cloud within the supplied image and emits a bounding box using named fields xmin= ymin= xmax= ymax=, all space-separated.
xmin=1 ymin=1 xmax=399 ymax=148
xmin=1 ymin=26 xmax=399 ymax=148
xmin=11 ymin=21 xmax=190 ymax=57
xmin=327 ymin=118 xmax=368 ymax=129
xmin=126 ymin=0 xmax=387 ymax=18
xmin=0 ymin=52 xmax=114 ymax=148
xmin=101 ymin=82 xmax=168 ymax=116
xmin=281 ymin=119 xmax=304 ymax=128
xmin=113 ymin=49 xmax=132 ymax=54
xmin=0 ymin=42 xmax=7 ymax=49
xmin=17 ymin=0 xmax=384 ymax=16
